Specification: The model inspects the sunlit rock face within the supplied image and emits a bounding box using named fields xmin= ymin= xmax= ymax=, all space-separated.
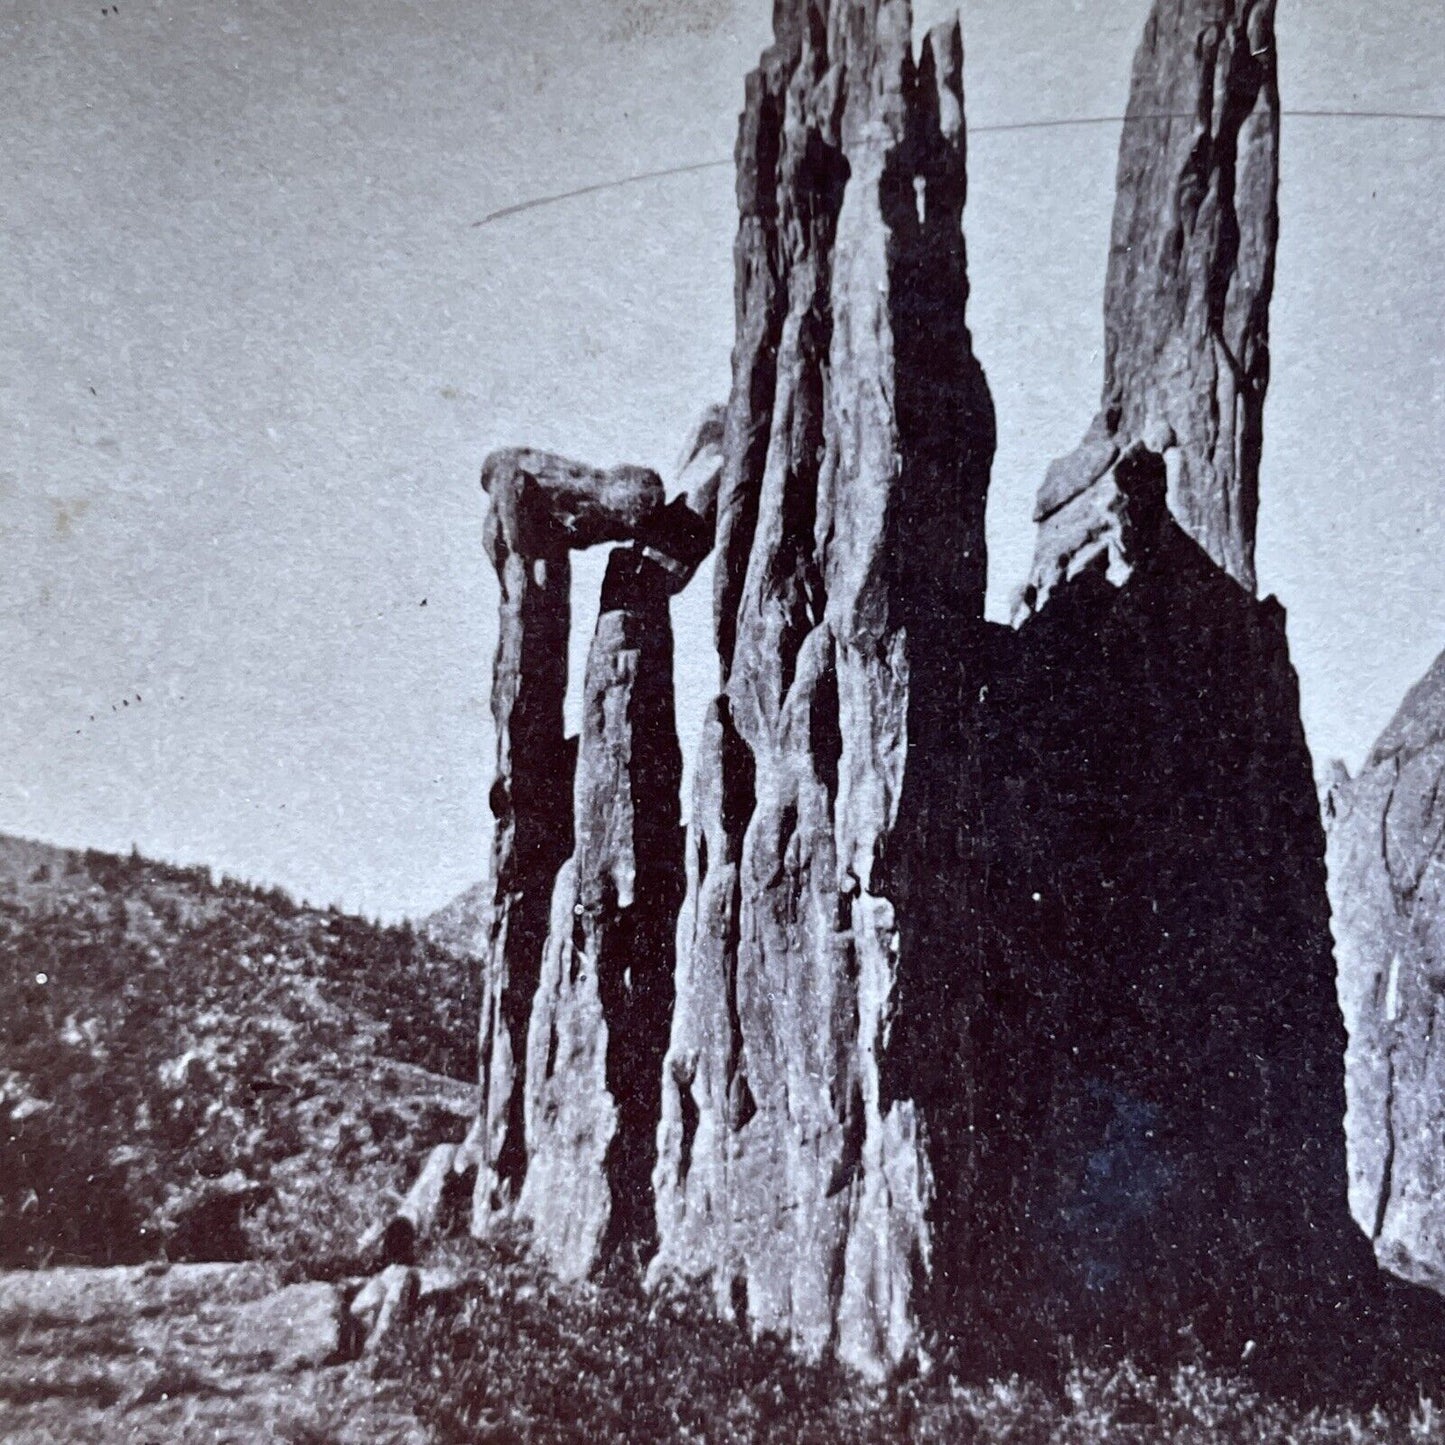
xmin=1019 ymin=0 xmax=1279 ymax=618
xmin=471 ymin=451 xmax=666 ymax=1227
xmin=650 ymin=0 xmax=995 ymax=1381
xmin=518 ymin=546 xmax=685 ymax=1279
xmin=1329 ymin=652 xmax=1445 ymax=1291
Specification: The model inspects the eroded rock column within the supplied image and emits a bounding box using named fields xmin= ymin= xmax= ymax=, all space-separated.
xmin=470 ymin=450 xmax=664 ymax=1229
xmin=1020 ymin=0 xmax=1277 ymax=614
xmin=516 ymin=422 xmax=721 ymax=1275
xmin=1328 ymin=652 xmax=1445 ymax=1290
xmin=651 ymin=2 xmax=995 ymax=1380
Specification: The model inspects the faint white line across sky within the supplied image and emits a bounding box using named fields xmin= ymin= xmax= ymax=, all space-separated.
xmin=470 ymin=109 xmax=1445 ymax=230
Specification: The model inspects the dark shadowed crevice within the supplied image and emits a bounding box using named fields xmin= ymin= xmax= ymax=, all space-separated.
xmin=809 ymin=648 xmax=841 ymax=798
xmin=592 ymin=553 xmax=686 ymax=1268
xmin=714 ymin=697 xmax=756 ymax=1110
xmin=675 ymin=1063 xmax=701 ymax=1186
xmin=716 ymin=699 xmax=756 ymax=857
xmin=870 ymin=24 xmax=996 ymax=1346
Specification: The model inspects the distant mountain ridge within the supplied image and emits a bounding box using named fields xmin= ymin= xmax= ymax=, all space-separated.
xmin=421 ymin=877 xmax=493 ymax=960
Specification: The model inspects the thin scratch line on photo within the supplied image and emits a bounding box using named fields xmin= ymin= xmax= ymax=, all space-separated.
xmin=470 ymin=108 xmax=1445 ymax=230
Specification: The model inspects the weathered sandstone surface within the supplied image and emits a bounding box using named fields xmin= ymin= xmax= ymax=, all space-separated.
xmin=650 ymin=0 xmax=995 ymax=1380
xmin=1328 ymin=652 xmax=1445 ymax=1290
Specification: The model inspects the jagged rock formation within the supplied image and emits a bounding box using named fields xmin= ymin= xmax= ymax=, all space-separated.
xmin=651 ymin=1 xmax=995 ymax=1379
xmin=471 ymin=451 xmax=666 ymax=1222
xmin=462 ymin=0 xmax=1443 ymax=1390
xmin=518 ymin=546 xmax=685 ymax=1277
xmin=1018 ymin=0 xmax=1278 ymax=616
xmin=951 ymin=0 xmax=1441 ymax=1381
xmin=1328 ymin=651 xmax=1445 ymax=1291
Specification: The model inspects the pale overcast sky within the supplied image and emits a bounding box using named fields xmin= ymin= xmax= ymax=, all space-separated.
xmin=2 ymin=0 xmax=1442 ymax=918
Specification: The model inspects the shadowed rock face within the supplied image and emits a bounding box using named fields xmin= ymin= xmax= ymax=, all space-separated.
xmin=966 ymin=481 xmax=1376 ymax=1373
xmin=518 ymin=547 xmax=685 ymax=1278
xmin=473 ymin=451 xmax=666 ymax=1225
xmin=965 ymin=505 xmax=1445 ymax=1390
xmin=957 ymin=0 xmax=1305 ymax=1373
xmin=1328 ymin=652 xmax=1445 ymax=1290
xmin=945 ymin=0 xmax=1443 ymax=1383
xmin=1021 ymin=0 xmax=1278 ymax=613
xmin=652 ymin=0 xmax=995 ymax=1380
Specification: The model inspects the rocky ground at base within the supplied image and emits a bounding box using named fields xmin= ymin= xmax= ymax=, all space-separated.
xmin=0 ymin=1261 xmax=427 ymax=1444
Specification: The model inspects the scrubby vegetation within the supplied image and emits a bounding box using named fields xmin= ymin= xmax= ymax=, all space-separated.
xmin=376 ymin=1232 xmax=1444 ymax=1444
xmin=0 ymin=836 xmax=478 ymax=1272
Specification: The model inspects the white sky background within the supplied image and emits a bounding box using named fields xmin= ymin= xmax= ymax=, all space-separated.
xmin=1 ymin=0 xmax=1441 ymax=920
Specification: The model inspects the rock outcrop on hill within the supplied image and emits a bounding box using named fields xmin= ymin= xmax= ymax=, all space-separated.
xmin=422 ymin=877 xmax=494 ymax=959
xmin=650 ymin=0 xmax=995 ymax=1380
xmin=1328 ymin=651 xmax=1445 ymax=1290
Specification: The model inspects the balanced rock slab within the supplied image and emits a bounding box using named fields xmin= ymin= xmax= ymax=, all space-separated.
xmin=472 ymin=450 xmax=666 ymax=1226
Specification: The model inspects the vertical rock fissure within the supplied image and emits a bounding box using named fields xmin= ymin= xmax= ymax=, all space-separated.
xmin=1373 ymin=1046 xmax=1397 ymax=1243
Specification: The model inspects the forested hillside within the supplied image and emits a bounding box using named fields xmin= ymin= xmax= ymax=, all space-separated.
xmin=0 ymin=836 xmax=477 ymax=1273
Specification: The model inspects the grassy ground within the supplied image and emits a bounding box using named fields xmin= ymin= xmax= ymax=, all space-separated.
xmin=375 ymin=1232 xmax=1445 ymax=1444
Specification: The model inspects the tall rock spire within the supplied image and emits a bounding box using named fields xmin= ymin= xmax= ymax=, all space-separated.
xmin=651 ymin=0 xmax=995 ymax=1380
xmin=517 ymin=546 xmax=685 ymax=1278
xmin=1020 ymin=0 xmax=1278 ymax=615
